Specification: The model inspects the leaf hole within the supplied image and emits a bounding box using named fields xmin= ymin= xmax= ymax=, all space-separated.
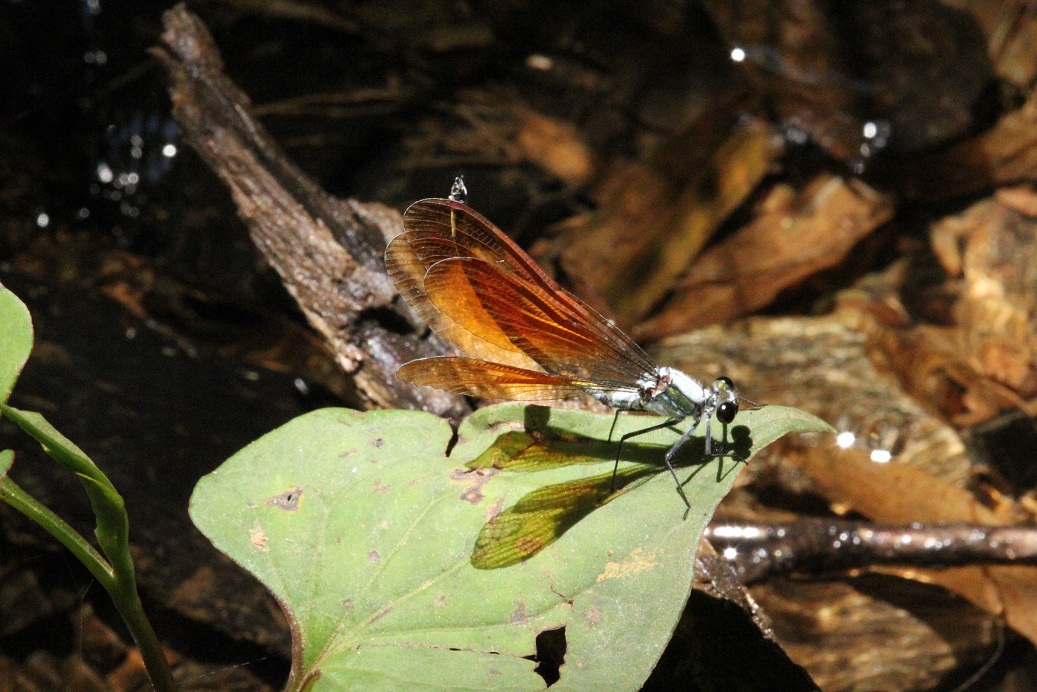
xmin=533 ymin=626 xmax=566 ymax=686
xmin=265 ymin=486 xmax=303 ymax=511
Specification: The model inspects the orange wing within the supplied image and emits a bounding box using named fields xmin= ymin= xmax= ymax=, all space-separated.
xmin=385 ymin=210 xmax=540 ymax=372
xmin=396 ymin=357 xmax=603 ymax=401
xmin=401 ymin=198 xmax=564 ymax=291
xmin=423 ymin=257 xmax=648 ymax=386
xmin=387 ymin=198 xmax=658 ymax=388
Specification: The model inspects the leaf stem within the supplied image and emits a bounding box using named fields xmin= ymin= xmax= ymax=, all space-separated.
xmin=0 ymin=476 xmax=114 ymax=587
xmin=0 ymin=407 xmax=179 ymax=692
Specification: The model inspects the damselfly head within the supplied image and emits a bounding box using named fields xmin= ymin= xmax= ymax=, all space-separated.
xmin=655 ymin=369 xmax=739 ymax=425
xmin=712 ymin=376 xmax=739 ymax=425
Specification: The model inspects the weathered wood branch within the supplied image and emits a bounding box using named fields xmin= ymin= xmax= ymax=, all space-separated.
xmin=152 ymin=4 xmax=466 ymax=417
xmin=707 ymin=519 xmax=1037 ymax=583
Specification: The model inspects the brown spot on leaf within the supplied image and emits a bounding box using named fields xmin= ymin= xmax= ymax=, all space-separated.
xmin=597 ymin=548 xmax=658 ymax=581
xmin=266 ymin=486 xmax=303 ymax=511
xmin=456 ymin=467 xmax=494 ymax=504
xmin=582 ymin=602 xmax=602 ymax=626
xmin=485 ymin=496 xmax=504 ymax=521
xmin=510 ymin=601 xmax=529 ymax=624
xmin=250 ymin=527 xmax=269 ymax=551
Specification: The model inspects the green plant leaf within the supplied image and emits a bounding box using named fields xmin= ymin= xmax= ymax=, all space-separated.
xmin=190 ymin=403 xmax=830 ymax=691
xmin=0 ymin=405 xmax=130 ymax=574
xmin=0 ymin=282 xmax=34 ymax=405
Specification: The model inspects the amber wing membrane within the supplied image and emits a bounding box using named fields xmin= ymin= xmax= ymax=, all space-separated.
xmin=386 ymin=212 xmax=539 ymax=372
xmin=423 ymin=257 xmax=650 ymax=385
xmin=396 ymin=357 xmax=597 ymax=401
xmin=386 ymin=198 xmax=660 ymax=395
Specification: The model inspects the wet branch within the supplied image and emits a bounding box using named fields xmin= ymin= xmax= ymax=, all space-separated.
xmin=706 ymin=519 xmax=1037 ymax=583
xmin=151 ymin=3 xmax=467 ymax=417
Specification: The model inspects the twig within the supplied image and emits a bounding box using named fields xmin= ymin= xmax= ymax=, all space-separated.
xmin=706 ymin=519 xmax=1037 ymax=583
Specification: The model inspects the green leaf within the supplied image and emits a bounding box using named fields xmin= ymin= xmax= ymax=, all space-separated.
xmin=0 ymin=408 xmax=174 ymax=690
xmin=0 ymin=405 xmax=130 ymax=573
xmin=190 ymin=403 xmax=830 ymax=691
xmin=0 ymin=282 xmax=34 ymax=405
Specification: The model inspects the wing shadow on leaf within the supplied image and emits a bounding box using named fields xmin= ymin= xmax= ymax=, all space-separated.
xmin=470 ymin=466 xmax=655 ymax=569
xmin=469 ymin=407 xmax=753 ymax=569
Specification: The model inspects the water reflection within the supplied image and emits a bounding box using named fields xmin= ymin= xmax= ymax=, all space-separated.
xmin=91 ymin=111 xmax=179 ymax=222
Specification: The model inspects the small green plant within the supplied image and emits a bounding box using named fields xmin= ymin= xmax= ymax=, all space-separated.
xmin=1 ymin=279 xmax=832 ymax=690
xmin=0 ymin=281 xmax=177 ymax=691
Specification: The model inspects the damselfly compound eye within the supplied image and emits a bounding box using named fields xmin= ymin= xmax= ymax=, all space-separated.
xmin=717 ymin=401 xmax=738 ymax=425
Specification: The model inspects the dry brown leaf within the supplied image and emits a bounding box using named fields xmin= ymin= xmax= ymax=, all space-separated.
xmin=753 ymin=575 xmax=999 ymax=692
xmin=515 ymin=110 xmax=594 ymax=186
xmin=922 ymin=196 xmax=1037 ymax=408
xmin=867 ymin=324 xmax=1021 ymax=427
xmin=559 ymin=118 xmax=777 ymax=325
xmin=955 ymin=198 xmax=1037 ymax=396
xmin=634 ymin=175 xmax=892 ymax=340
xmin=901 ymin=91 xmax=1037 ymax=200
xmin=947 ymin=0 xmax=1037 ymax=87
xmin=996 ymin=183 xmax=1037 ymax=218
